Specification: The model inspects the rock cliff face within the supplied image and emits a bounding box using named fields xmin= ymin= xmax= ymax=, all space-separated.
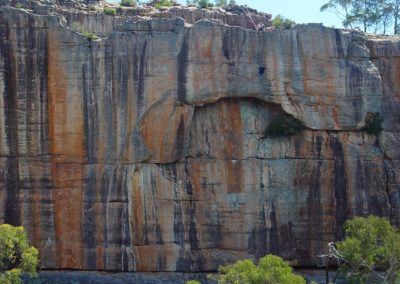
xmin=0 ymin=2 xmax=400 ymax=272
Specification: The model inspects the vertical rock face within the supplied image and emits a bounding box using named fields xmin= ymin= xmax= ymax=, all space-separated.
xmin=0 ymin=5 xmax=399 ymax=272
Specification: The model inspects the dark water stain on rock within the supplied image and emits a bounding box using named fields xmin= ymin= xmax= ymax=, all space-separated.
xmin=1 ymin=20 xmax=20 ymax=225
xmin=329 ymin=135 xmax=349 ymax=240
xmin=177 ymin=33 xmax=189 ymax=102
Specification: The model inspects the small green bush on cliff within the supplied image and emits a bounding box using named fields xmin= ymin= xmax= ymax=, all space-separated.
xmin=120 ymin=0 xmax=136 ymax=7
xmin=71 ymin=22 xmax=97 ymax=41
xmin=104 ymin=7 xmax=117 ymax=15
xmin=209 ymin=254 xmax=306 ymax=284
xmin=362 ymin=112 xmax=384 ymax=135
xmin=265 ymin=115 xmax=305 ymax=137
xmin=0 ymin=224 xmax=39 ymax=284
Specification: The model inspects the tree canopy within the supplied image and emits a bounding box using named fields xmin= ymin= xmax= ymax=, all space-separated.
xmin=0 ymin=224 xmax=39 ymax=284
xmin=272 ymin=15 xmax=296 ymax=29
xmin=209 ymin=254 xmax=306 ymax=284
xmin=321 ymin=0 xmax=400 ymax=34
xmin=319 ymin=216 xmax=400 ymax=283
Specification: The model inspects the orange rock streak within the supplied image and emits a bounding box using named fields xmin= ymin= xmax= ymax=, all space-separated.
xmin=47 ymin=32 xmax=84 ymax=269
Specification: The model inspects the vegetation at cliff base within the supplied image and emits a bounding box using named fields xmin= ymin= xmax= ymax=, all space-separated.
xmin=0 ymin=224 xmax=39 ymax=284
xmin=209 ymin=254 xmax=306 ymax=284
xmin=319 ymin=215 xmax=400 ymax=284
xmin=186 ymin=280 xmax=201 ymax=284
xmin=272 ymin=15 xmax=296 ymax=29
xmin=320 ymin=0 xmax=400 ymax=34
xmin=265 ymin=115 xmax=305 ymax=137
xmin=362 ymin=112 xmax=384 ymax=135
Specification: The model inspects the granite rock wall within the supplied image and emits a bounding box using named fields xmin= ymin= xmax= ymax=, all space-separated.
xmin=0 ymin=5 xmax=400 ymax=272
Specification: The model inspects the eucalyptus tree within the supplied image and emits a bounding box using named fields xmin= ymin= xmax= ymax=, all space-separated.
xmin=321 ymin=0 xmax=400 ymax=34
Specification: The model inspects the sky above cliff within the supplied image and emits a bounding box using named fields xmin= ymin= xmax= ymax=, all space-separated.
xmin=107 ymin=0 xmax=344 ymax=28
xmin=230 ymin=0 xmax=343 ymax=28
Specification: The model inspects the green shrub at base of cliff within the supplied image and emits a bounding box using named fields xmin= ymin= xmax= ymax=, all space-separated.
xmin=0 ymin=224 xmax=39 ymax=284
xmin=336 ymin=215 xmax=400 ymax=283
xmin=209 ymin=254 xmax=306 ymax=284
xmin=186 ymin=280 xmax=201 ymax=284
xmin=120 ymin=0 xmax=136 ymax=7
xmin=265 ymin=115 xmax=305 ymax=137
xmin=362 ymin=112 xmax=383 ymax=135
xmin=104 ymin=7 xmax=117 ymax=15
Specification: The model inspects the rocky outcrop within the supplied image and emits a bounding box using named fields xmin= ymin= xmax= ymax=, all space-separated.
xmin=0 ymin=0 xmax=271 ymax=37
xmin=0 ymin=3 xmax=399 ymax=272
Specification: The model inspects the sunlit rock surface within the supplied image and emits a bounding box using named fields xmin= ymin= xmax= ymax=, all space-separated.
xmin=0 ymin=2 xmax=399 ymax=272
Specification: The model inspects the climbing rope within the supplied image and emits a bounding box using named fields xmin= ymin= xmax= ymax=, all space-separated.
xmin=241 ymin=6 xmax=257 ymax=30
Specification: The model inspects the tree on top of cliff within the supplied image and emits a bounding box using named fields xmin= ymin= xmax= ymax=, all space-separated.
xmin=321 ymin=0 xmax=400 ymax=34
xmin=186 ymin=0 xmax=235 ymax=7
xmin=272 ymin=15 xmax=296 ymax=29
xmin=0 ymin=224 xmax=39 ymax=284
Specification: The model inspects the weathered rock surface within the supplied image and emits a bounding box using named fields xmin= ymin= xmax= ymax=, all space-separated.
xmin=0 ymin=0 xmax=271 ymax=37
xmin=0 ymin=3 xmax=400 ymax=272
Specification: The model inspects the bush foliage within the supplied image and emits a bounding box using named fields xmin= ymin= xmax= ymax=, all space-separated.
xmin=265 ymin=115 xmax=305 ymax=137
xmin=154 ymin=0 xmax=174 ymax=9
xmin=362 ymin=112 xmax=384 ymax=135
xmin=71 ymin=22 xmax=97 ymax=41
xmin=196 ymin=0 xmax=213 ymax=8
xmin=186 ymin=280 xmax=201 ymax=284
xmin=209 ymin=254 xmax=306 ymax=284
xmin=0 ymin=224 xmax=39 ymax=284
xmin=120 ymin=0 xmax=136 ymax=7
xmin=272 ymin=15 xmax=296 ymax=29
xmin=104 ymin=7 xmax=117 ymax=15
xmin=335 ymin=216 xmax=400 ymax=284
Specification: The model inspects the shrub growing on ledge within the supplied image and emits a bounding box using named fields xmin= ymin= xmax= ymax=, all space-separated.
xmin=265 ymin=115 xmax=305 ymax=137
xmin=104 ymin=7 xmax=117 ymax=15
xmin=71 ymin=22 xmax=97 ymax=41
xmin=120 ymin=0 xmax=136 ymax=7
xmin=362 ymin=112 xmax=383 ymax=135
